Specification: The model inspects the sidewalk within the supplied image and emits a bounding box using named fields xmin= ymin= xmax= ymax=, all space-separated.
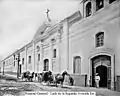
xmin=33 ymin=82 xmax=120 ymax=96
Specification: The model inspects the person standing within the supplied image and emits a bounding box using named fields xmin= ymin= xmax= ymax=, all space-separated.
xmin=95 ymin=73 xmax=100 ymax=88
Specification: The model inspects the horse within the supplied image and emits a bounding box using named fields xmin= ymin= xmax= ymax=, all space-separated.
xmin=22 ymin=71 xmax=30 ymax=81
xmin=38 ymin=73 xmax=42 ymax=82
xmin=67 ymin=74 xmax=74 ymax=86
xmin=54 ymin=71 xmax=68 ymax=87
xmin=28 ymin=72 xmax=35 ymax=82
xmin=42 ymin=71 xmax=54 ymax=85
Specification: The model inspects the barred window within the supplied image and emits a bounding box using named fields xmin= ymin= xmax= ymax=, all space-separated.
xmin=73 ymin=56 xmax=81 ymax=74
xmin=96 ymin=0 xmax=104 ymax=11
xmin=28 ymin=56 xmax=31 ymax=64
xmin=96 ymin=32 xmax=104 ymax=47
xmin=86 ymin=2 xmax=92 ymax=17
xmin=109 ymin=0 xmax=116 ymax=3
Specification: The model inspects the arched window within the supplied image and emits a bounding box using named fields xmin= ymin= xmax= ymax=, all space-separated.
xmin=53 ymin=49 xmax=56 ymax=58
xmin=28 ymin=56 xmax=31 ymax=64
xmin=73 ymin=56 xmax=81 ymax=74
xmin=109 ymin=0 xmax=116 ymax=3
xmin=38 ymin=54 xmax=40 ymax=61
xmin=96 ymin=32 xmax=104 ymax=47
xmin=86 ymin=2 xmax=92 ymax=17
xmin=36 ymin=46 xmax=40 ymax=52
xmin=96 ymin=0 xmax=104 ymax=11
xmin=22 ymin=58 xmax=24 ymax=65
xmin=44 ymin=59 xmax=49 ymax=71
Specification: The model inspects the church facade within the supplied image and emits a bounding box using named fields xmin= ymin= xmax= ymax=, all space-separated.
xmin=0 ymin=0 xmax=120 ymax=90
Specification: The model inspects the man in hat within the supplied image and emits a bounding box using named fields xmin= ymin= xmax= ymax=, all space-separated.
xmin=95 ymin=73 xmax=100 ymax=88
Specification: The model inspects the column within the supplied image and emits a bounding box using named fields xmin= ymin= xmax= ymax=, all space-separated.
xmin=40 ymin=42 xmax=43 ymax=72
xmin=111 ymin=55 xmax=115 ymax=90
xmin=32 ymin=42 xmax=35 ymax=72
xmin=50 ymin=40 xmax=53 ymax=72
xmin=25 ymin=46 xmax=27 ymax=71
xmin=104 ymin=0 xmax=109 ymax=7
xmin=62 ymin=20 xmax=69 ymax=72
xmin=57 ymin=31 xmax=61 ymax=73
xmin=66 ymin=21 xmax=69 ymax=72
xmin=92 ymin=0 xmax=96 ymax=15
xmin=88 ymin=59 xmax=92 ymax=86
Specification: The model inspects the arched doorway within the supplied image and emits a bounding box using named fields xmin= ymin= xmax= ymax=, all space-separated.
xmin=91 ymin=55 xmax=111 ymax=88
xmin=43 ymin=59 xmax=49 ymax=71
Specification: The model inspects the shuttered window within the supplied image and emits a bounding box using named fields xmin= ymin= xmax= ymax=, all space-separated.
xmin=73 ymin=56 xmax=81 ymax=74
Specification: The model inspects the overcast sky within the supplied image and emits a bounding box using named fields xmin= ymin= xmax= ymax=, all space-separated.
xmin=0 ymin=0 xmax=79 ymax=59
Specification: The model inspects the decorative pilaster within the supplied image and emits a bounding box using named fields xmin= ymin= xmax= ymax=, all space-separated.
xmin=66 ymin=21 xmax=69 ymax=72
xmin=57 ymin=29 xmax=62 ymax=73
xmin=40 ymin=42 xmax=44 ymax=72
xmin=32 ymin=42 xmax=35 ymax=72
xmin=111 ymin=55 xmax=115 ymax=90
xmin=50 ymin=40 xmax=53 ymax=72
xmin=92 ymin=0 xmax=96 ymax=15
xmin=25 ymin=46 xmax=27 ymax=71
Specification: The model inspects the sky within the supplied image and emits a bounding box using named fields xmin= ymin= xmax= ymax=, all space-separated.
xmin=0 ymin=0 xmax=79 ymax=60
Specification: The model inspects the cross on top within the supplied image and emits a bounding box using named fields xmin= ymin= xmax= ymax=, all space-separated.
xmin=46 ymin=9 xmax=50 ymax=15
xmin=46 ymin=9 xmax=51 ymax=22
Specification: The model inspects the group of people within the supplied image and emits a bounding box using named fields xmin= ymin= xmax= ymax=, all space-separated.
xmin=21 ymin=71 xmax=100 ymax=88
xmin=22 ymin=70 xmax=74 ymax=87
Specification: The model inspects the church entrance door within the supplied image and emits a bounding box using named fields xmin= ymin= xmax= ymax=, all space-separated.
xmin=91 ymin=55 xmax=111 ymax=88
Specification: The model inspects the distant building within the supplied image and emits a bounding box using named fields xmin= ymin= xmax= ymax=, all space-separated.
xmin=1 ymin=0 xmax=120 ymax=90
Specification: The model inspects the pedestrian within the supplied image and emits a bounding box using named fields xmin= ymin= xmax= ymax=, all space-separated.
xmin=35 ymin=73 xmax=37 ymax=81
xmin=38 ymin=73 xmax=42 ymax=83
xmin=95 ymin=73 xmax=100 ymax=88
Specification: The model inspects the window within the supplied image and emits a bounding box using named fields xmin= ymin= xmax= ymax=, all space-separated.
xmin=22 ymin=58 xmax=24 ymax=65
xmin=109 ymin=0 xmax=116 ymax=3
xmin=28 ymin=56 xmax=31 ymax=64
xmin=13 ymin=55 xmax=15 ymax=66
xmin=86 ymin=2 xmax=92 ymax=17
xmin=41 ymin=31 xmax=44 ymax=34
xmin=44 ymin=59 xmax=49 ymax=71
xmin=73 ymin=56 xmax=81 ymax=74
xmin=96 ymin=32 xmax=104 ymax=47
xmin=96 ymin=0 xmax=104 ymax=11
xmin=36 ymin=46 xmax=40 ymax=52
xmin=53 ymin=49 xmax=56 ymax=58
xmin=38 ymin=54 xmax=40 ymax=61
xmin=51 ymin=38 xmax=56 ymax=44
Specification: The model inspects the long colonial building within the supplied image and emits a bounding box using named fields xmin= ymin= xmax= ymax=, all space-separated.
xmin=0 ymin=0 xmax=120 ymax=90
